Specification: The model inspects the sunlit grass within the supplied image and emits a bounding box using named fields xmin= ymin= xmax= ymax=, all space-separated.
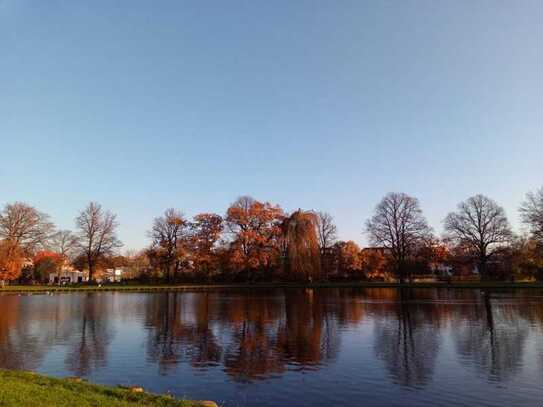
xmin=0 ymin=370 xmax=206 ymax=407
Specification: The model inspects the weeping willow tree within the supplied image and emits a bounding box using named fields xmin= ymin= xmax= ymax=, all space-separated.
xmin=282 ymin=210 xmax=321 ymax=281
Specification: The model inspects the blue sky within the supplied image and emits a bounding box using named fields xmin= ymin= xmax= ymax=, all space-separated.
xmin=1 ymin=0 xmax=542 ymax=250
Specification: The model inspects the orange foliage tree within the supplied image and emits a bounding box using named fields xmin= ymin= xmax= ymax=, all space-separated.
xmin=281 ymin=210 xmax=321 ymax=281
xmin=361 ymin=248 xmax=390 ymax=281
xmin=33 ymin=250 xmax=64 ymax=283
xmin=0 ymin=240 xmax=24 ymax=284
xmin=333 ymin=241 xmax=363 ymax=279
xmin=189 ymin=213 xmax=224 ymax=280
xmin=225 ymin=196 xmax=285 ymax=280
xmin=423 ymin=241 xmax=449 ymax=271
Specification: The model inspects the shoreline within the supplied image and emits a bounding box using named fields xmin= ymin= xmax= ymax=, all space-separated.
xmin=1 ymin=281 xmax=542 ymax=293
xmin=0 ymin=369 xmax=215 ymax=407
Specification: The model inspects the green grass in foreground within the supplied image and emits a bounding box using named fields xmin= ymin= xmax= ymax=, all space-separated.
xmin=0 ymin=370 xmax=209 ymax=407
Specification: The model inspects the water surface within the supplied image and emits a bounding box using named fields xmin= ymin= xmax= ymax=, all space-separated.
xmin=1 ymin=288 xmax=542 ymax=406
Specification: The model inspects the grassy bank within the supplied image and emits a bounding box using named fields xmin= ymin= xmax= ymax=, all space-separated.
xmin=0 ymin=370 xmax=213 ymax=407
xmin=1 ymin=281 xmax=543 ymax=293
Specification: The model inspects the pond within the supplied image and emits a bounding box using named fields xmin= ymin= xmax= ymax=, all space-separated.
xmin=0 ymin=288 xmax=542 ymax=406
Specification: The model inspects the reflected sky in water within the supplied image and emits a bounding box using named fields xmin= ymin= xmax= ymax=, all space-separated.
xmin=1 ymin=288 xmax=542 ymax=406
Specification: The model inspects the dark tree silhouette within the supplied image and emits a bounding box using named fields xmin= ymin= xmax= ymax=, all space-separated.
xmin=315 ymin=211 xmax=337 ymax=254
xmin=520 ymin=187 xmax=543 ymax=244
xmin=149 ymin=208 xmax=189 ymax=282
xmin=444 ymin=195 xmax=512 ymax=278
xmin=365 ymin=193 xmax=433 ymax=283
xmin=75 ymin=202 xmax=122 ymax=282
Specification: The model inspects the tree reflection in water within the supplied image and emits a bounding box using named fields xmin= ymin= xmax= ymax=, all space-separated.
xmin=0 ymin=294 xmax=79 ymax=371
xmin=373 ymin=289 xmax=440 ymax=387
xmin=452 ymin=290 xmax=530 ymax=382
xmin=0 ymin=288 xmax=539 ymax=390
xmin=0 ymin=295 xmax=47 ymax=371
xmin=143 ymin=289 xmax=344 ymax=381
xmin=276 ymin=289 xmax=340 ymax=371
xmin=64 ymin=293 xmax=115 ymax=376
xmin=144 ymin=292 xmax=223 ymax=374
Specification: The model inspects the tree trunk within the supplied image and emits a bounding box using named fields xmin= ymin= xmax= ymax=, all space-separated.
xmin=174 ymin=259 xmax=180 ymax=283
xmin=398 ymin=269 xmax=405 ymax=284
xmin=166 ymin=263 xmax=172 ymax=283
xmin=479 ymin=257 xmax=487 ymax=280
xmin=88 ymin=255 xmax=94 ymax=283
xmin=483 ymin=290 xmax=495 ymax=352
xmin=397 ymin=258 xmax=405 ymax=284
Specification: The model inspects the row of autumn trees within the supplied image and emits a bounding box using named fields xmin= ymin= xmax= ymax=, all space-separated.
xmin=0 ymin=202 xmax=121 ymax=283
xmin=1 ymin=187 xmax=543 ymax=284
xmin=146 ymin=197 xmax=325 ymax=282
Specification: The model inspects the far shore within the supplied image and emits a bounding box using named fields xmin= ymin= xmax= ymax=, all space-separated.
xmin=1 ymin=280 xmax=543 ymax=293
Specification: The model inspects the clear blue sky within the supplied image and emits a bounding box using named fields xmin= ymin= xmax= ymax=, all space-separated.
xmin=1 ymin=0 xmax=542 ymax=250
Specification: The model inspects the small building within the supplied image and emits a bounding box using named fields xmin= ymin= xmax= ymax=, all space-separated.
xmin=430 ymin=262 xmax=453 ymax=277
xmin=361 ymin=247 xmax=391 ymax=257
xmin=103 ymin=268 xmax=125 ymax=283
xmin=49 ymin=269 xmax=88 ymax=284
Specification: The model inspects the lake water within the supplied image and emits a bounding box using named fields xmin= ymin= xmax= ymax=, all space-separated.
xmin=1 ymin=288 xmax=542 ymax=406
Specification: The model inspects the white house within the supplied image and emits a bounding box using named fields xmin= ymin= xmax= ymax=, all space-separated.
xmin=102 ymin=268 xmax=125 ymax=283
xmin=431 ymin=262 xmax=453 ymax=277
xmin=49 ymin=268 xmax=88 ymax=284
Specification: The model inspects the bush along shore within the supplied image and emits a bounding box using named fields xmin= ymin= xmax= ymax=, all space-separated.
xmin=0 ymin=369 xmax=217 ymax=407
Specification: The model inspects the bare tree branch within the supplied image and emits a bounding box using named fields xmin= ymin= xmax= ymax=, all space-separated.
xmin=148 ymin=208 xmax=189 ymax=282
xmin=520 ymin=187 xmax=543 ymax=243
xmin=365 ymin=192 xmax=433 ymax=283
xmin=0 ymin=202 xmax=55 ymax=253
xmin=444 ymin=194 xmax=512 ymax=276
xmin=75 ymin=202 xmax=122 ymax=281
xmin=49 ymin=229 xmax=80 ymax=260
xmin=315 ymin=211 xmax=337 ymax=253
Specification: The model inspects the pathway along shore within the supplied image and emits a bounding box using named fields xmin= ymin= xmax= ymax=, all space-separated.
xmin=0 ymin=281 xmax=542 ymax=293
